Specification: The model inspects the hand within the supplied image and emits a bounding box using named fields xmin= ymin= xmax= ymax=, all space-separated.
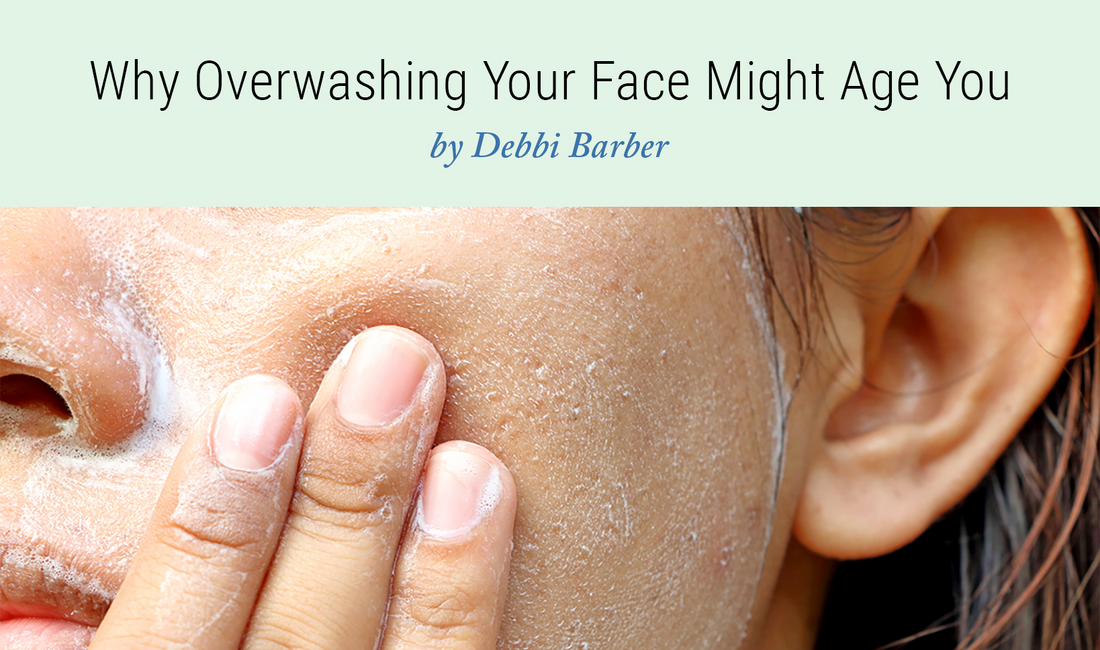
xmin=89 ymin=326 xmax=517 ymax=649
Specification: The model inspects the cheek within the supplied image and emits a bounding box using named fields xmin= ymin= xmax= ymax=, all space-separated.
xmin=483 ymin=343 xmax=779 ymax=650
xmin=412 ymin=236 xmax=784 ymax=645
xmin=3 ymin=208 xmax=786 ymax=648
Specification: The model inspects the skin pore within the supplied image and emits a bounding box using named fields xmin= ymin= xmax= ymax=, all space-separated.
xmin=2 ymin=208 xmax=797 ymax=648
xmin=1 ymin=208 xmax=1092 ymax=649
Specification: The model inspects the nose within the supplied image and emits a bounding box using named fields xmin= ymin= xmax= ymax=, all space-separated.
xmin=1 ymin=209 xmax=152 ymax=447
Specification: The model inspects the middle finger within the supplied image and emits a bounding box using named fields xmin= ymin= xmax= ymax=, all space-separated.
xmin=244 ymin=326 xmax=445 ymax=649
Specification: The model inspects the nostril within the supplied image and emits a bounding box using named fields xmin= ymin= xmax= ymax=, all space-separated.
xmin=1 ymin=373 xmax=72 ymax=419
xmin=3 ymin=210 xmax=164 ymax=447
xmin=0 ymin=369 xmax=74 ymax=438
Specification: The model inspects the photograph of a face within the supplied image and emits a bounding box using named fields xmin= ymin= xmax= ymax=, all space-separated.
xmin=1 ymin=207 xmax=1097 ymax=650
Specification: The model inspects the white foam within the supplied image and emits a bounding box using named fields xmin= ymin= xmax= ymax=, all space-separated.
xmin=0 ymin=341 xmax=52 ymax=370
xmin=1 ymin=543 xmax=115 ymax=606
xmin=726 ymin=211 xmax=791 ymax=519
xmin=1 ymin=211 xmax=192 ymax=605
xmin=23 ymin=292 xmax=181 ymax=472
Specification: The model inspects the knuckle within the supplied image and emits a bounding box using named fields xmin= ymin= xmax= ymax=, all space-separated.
xmin=160 ymin=494 xmax=271 ymax=568
xmin=398 ymin=577 xmax=493 ymax=643
xmin=111 ymin=627 xmax=185 ymax=648
xmin=291 ymin=466 xmax=408 ymax=534
xmin=249 ymin=639 xmax=297 ymax=650
xmin=249 ymin=615 xmax=333 ymax=650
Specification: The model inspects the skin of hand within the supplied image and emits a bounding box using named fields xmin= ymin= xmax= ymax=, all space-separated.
xmin=7 ymin=207 xmax=1089 ymax=650
xmin=87 ymin=326 xmax=517 ymax=650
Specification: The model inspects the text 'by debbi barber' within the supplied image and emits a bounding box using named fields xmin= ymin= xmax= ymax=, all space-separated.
xmin=88 ymin=59 xmax=1008 ymax=113
xmin=429 ymin=132 xmax=669 ymax=168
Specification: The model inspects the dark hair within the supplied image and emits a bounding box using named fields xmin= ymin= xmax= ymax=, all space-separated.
xmin=749 ymin=208 xmax=1099 ymax=650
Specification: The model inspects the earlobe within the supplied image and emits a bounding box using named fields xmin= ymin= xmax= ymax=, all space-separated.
xmin=795 ymin=208 xmax=1094 ymax=560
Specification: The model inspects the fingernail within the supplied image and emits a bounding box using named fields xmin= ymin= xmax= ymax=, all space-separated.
xmin=212 ymin=377 xmax=299 ymax=471
xmin=419 ymin=450 xmax=501 ymax=537
xmin=337 ymin=329 xmax=429 ymax=427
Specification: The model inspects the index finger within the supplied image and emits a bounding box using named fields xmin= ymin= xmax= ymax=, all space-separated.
xmin=89 ymin=375 xmax=303 ymax=650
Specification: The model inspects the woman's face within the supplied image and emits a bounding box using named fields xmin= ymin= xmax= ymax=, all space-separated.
xmin=0 ymin=208 xmax=810 ymax=648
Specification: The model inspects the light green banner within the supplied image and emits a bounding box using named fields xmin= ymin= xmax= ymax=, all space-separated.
xmin=1 ymin=0 xmax=1095 ymax=205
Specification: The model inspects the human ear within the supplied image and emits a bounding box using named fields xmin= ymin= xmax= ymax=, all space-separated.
xmin=795 ymin=208 xmax=1094 ymax=560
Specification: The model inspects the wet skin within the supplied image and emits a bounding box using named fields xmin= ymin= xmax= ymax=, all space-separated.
xmin=0 ymin=208 xmax=815 ymax=648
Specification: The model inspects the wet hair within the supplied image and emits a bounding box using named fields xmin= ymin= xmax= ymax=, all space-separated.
xmin=748 ymin=208 xmax=1099 ymax=650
